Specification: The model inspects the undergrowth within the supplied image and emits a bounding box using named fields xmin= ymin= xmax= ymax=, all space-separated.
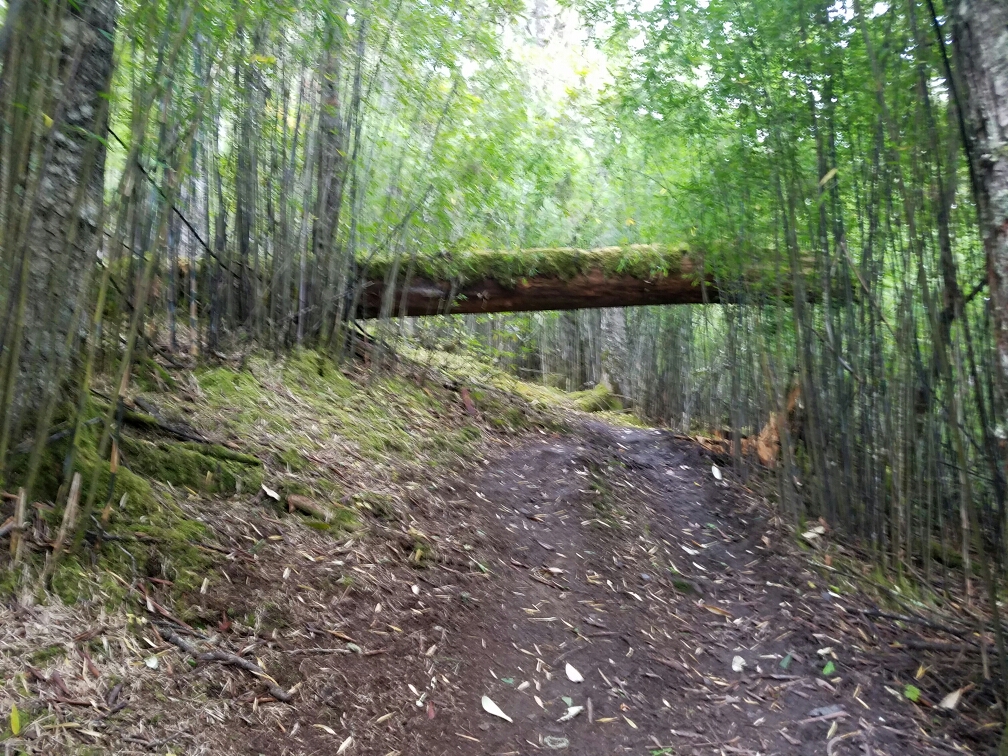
xmin=0 ymin=346 xmax=611 ymax=611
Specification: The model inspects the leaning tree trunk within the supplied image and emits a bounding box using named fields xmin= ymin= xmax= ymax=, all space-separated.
xmin=952 ymin=0 xmax=1008 ymax=392
xmin=0 ymin=0 xmax=116 ymax=443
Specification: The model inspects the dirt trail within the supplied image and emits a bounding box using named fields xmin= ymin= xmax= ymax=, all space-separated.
xmin=2 ymin=416 xmax=981 ymax=754
xmin=401 ymin=420 xmax=948 ymax=756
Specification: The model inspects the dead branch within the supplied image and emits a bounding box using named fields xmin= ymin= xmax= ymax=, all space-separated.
xmin=158 ymin=625 xmax=293 ymax=702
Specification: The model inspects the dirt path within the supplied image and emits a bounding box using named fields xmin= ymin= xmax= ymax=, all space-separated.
xmin=2 ymin=417 xmax=984 ymax=754
xmin=397 ymin=420 xmax=955 ymax=756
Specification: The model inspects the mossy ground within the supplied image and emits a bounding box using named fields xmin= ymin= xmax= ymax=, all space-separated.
xmin=1 ymin=400 xmax=225 ymax=604
xmin=402 ymin=346 xmax=648 ymax=428
xmin=571 ymin=384 xmax=623 ymax=413
xmin=0 ymin=345 xmax=651 ymax=614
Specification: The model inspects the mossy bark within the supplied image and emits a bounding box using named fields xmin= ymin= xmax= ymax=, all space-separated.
xmin=360 ymin=245 xmax=717 ymax=317
xmin=0 ymin=0 xmax=116 ymax=440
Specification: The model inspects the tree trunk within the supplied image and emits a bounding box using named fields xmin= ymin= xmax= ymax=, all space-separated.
xmin=950 ymin=5 xmax=1008 ymax=750
xmin=0 ymin=0 xmax=116 ymax=438
xmin=600 ymin=308 xmax=628 ymax=401
xmin=952 ymin=0 xmax=1008 ymax=391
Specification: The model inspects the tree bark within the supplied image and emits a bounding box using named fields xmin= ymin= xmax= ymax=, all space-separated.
xmin=0 ymin=0 xmax=116 ymax=435
xmin=360 ymin=261 xmax=727 ymax=318
xmin=952 ymin=0 xmax=1008 ymax=390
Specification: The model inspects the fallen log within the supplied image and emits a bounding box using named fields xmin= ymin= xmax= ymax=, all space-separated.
xmin=359 ymin=244 xmax=785 ymax=318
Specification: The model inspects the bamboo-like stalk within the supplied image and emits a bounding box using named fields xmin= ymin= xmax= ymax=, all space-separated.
xmin=10 ymin=487 xmax=25 ymax=564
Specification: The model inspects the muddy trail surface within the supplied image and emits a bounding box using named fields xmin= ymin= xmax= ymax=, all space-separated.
xmin=392 ymin=421 xmax=959 ymax=756
xmin=225 ymin=420 xmax=967 ymax=756
xmin=3 ymin=418 xmax=982 ymax=755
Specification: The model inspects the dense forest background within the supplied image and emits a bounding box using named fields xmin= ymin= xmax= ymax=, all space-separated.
xmin=1 ymin=0 xmax=1008 ymax=743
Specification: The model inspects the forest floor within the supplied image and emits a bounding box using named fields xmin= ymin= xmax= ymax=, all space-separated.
xmin=0 ymin=351 xmax=998 ymax=755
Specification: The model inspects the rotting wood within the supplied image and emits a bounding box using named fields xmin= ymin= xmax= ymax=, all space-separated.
xmin=359 ymin=246 xmax=795 ymax=317
xmin=287 ymin=494 xmax=330 ymax=520
xmin=362 ymin=264 xmax=721 ymax=316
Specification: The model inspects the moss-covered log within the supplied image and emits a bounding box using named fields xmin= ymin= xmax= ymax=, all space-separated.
xmin=357 ymin=244 xmax=797 ymax=317
xmin=360 ymin=244 xmax=734 ymax=317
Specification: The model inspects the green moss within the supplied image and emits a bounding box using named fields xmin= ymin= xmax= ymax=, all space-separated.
xmin=31 ymin=643 xmax=66 ymax=665
xmin=279 ymin=479 xmax=315 ymax=499
xmin=672 ymin=578 xmax=700 ymax=595
xmin=367 ymin=244 xmax=691 ymax=288
xmin=133 ymin=354 xmax=177 ymax=392
xmin=435 ymin=424 xmax=483 ymax=457
xmin=179 ymin=443 xmax=261 ymax=466
xmin=120 ymin=437 xmax=263 ymax=495
xmin=354 ymin=491 xmax=402 ymax=521
xmin=2 ymin=413 xmax=215 ymax=603
xmin=572 ymin=385 xmax=622 ymax=413
xmin=277 ymin=447 xmax=310 ymax=472
xmin=322 ymin=505 xmax=361 ymax=531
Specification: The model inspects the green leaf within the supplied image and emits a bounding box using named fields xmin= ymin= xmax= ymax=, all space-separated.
xmin=904 ymin=684 xmax=921 ymax=702
xmin=779 ymin=652 xmax=793 ymax=670
xmin=821 ymin=661 xmax=835 ymax=676
xmin=10 ymin=703 xmax=20 ymax=735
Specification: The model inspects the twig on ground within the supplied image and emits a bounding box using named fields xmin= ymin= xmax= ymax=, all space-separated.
xmin=157 ymin=624 xmax=293 ymax=702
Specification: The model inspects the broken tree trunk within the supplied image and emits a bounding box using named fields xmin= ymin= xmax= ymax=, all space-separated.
xmin=359 ymin=245 xmax=785 ymax=318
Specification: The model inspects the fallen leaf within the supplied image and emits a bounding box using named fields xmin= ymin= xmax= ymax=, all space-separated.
xmin=565 ymin=663 xmax=584 ymax=683
xmin=624 ymin=715 xmax=637 ymax=729
xmin=481 ymin=695 xmax=513 ymax=723
xmin=802 ymin=525 xmax=826 ymax=542
xmin=262 ymin=484 xmax=281 ymax=501
xmin=337 ymin=735 xmax=353 ymax=754
xmin=557 ymin=705 xmax=584 ymax=722
xmin=938 ymin=688 xmax=962 ymax=711
xmin=313 ymin=724 xmax=337 ymax=735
